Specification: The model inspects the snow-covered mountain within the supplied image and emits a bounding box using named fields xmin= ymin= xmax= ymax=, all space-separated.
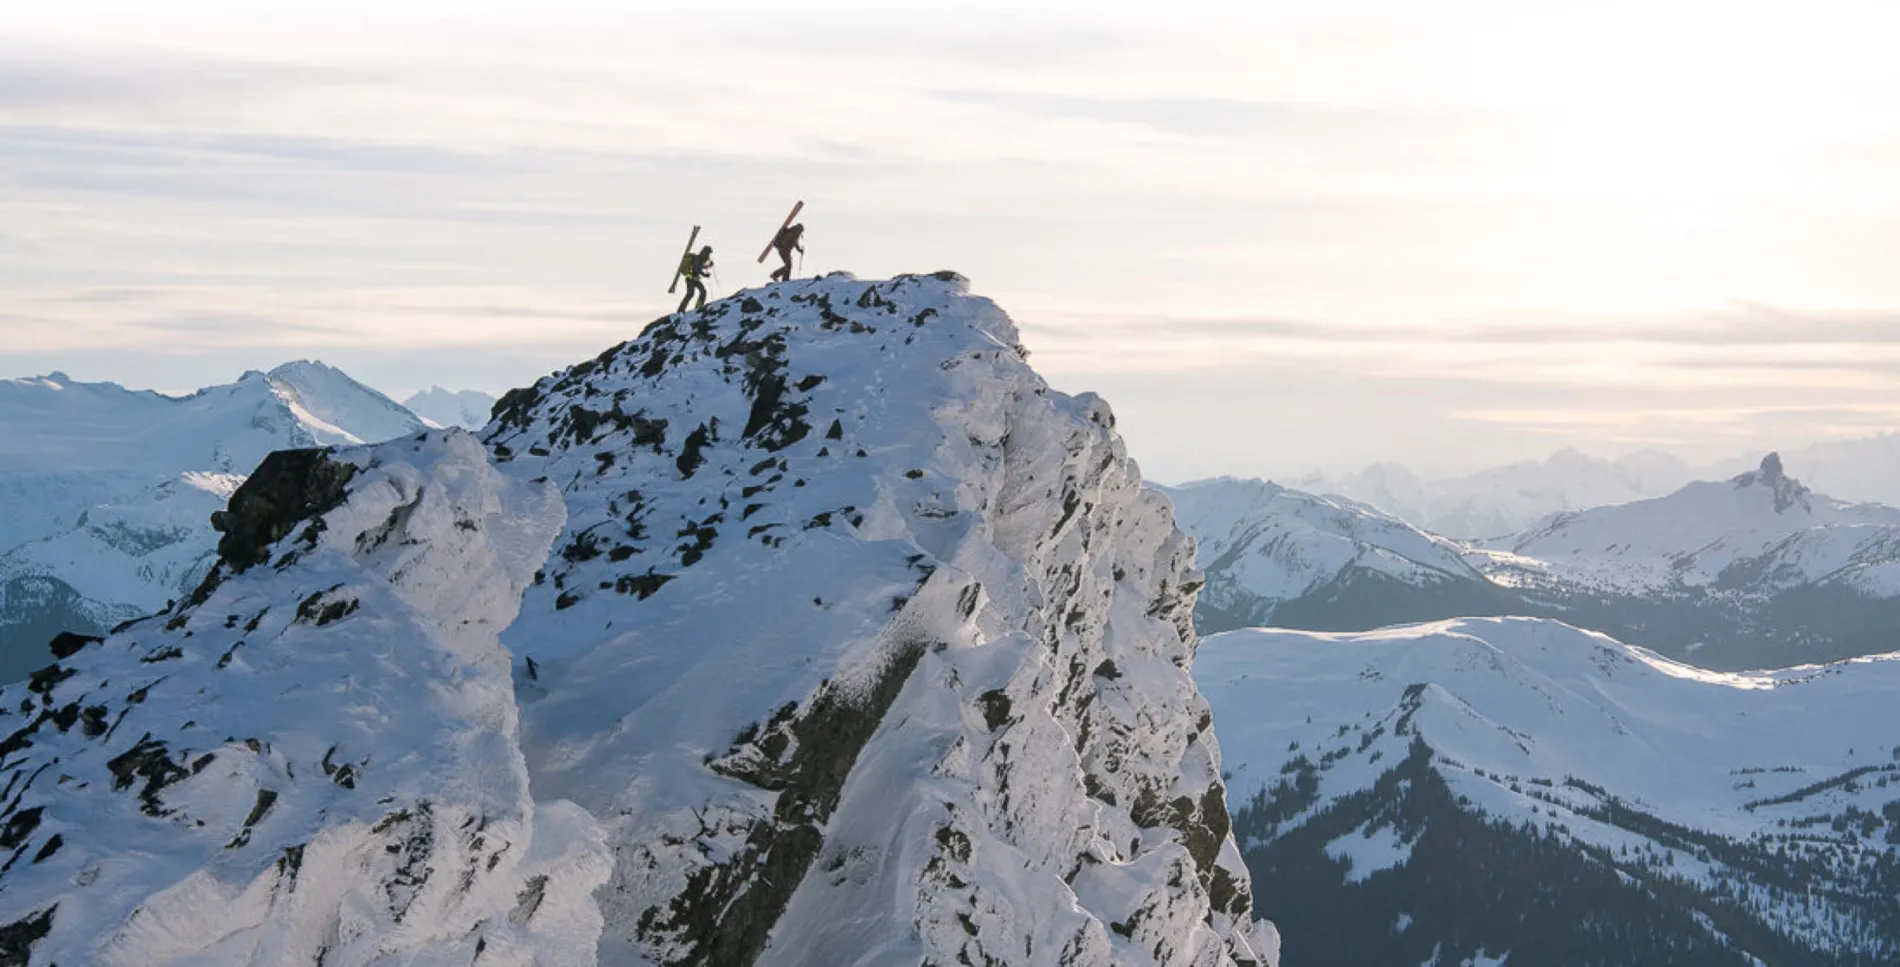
xmin=0 ymin=274 xmax=1274 ymax=966
xmin=404 ymin=386 xmax=497 ymax=429
xmin=0 ymin=362 xmax=428 ymax=683
xmin=1168 ymin=457 xmax=1900 ymax=670
xmin=1199 ymin=618 xmax=1900 ymax=966
xmin=1296 ymin=448 xmax=1694 ymax=539
xmin=1158 ymin=478 xmax=1515 ymax=634
xmin=1481 ymin=452 xmax=1900 ymax=596
xmin=1475 ymin=454 xmax=1900 ymax=668
xmin=1713 ymin=434 xmax=1900 ymax=510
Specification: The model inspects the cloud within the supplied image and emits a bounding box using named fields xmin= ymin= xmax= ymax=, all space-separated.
xmin=0 ymin=41 xmax=363 ymax=114
xmin=1024 ymin=306 xmax=1900 ymax=348
xmin=930 ymin=89 xmax=1493 ymax=146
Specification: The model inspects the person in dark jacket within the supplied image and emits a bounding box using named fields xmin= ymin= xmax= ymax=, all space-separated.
xmin=678 ymin=245 xmax=713 ymax=312
xmin=768 ymin=224 xmax=804 ymax=283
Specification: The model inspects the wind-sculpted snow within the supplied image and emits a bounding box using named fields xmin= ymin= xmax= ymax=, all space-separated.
xmin=488 ymin=272 xmax=1270 ymax=966
xmin=0 ymin=431 xmax=609 ymax=967
xmin=1200 ymin=617 xmax=1900 ymax=965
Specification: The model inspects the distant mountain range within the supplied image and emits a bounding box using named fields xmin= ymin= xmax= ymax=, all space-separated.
xmin=403 ymin=386 xmax=497 ymax=429
xmin=1293 ymin=448 xmax=1694 ymax=539
xmin=1157 ymin=479 xmax=1519 ymax=634
xmin=1295 ymin=437 xmax=1900 ymax=539
xmin=0 ymin=363 xmax=446 ymax=681
xmin=1199 ymin=617 xmax=1900 ymax=966
xmin=1171 ymin=455 xmax=1900 ymax=670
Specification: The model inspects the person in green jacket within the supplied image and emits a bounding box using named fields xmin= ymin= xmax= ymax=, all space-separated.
xmin=678 ymin=245 xmax=714 ymax=312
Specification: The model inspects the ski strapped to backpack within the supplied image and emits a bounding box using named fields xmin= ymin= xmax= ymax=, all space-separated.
xmin=757 ymin=201 xmax=804 ymax=263
xmin=668 ymin=225 xmax=702 ymax=294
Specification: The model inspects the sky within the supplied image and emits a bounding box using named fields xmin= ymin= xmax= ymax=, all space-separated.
xmin=4 ymin=1 xmax=1900 ymax=482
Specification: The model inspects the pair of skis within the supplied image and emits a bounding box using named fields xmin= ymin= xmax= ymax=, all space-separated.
xmin=663 ymin=200 xmax=804 ymax=294
xmin=756 ymin=200 xmax=803 ymax=264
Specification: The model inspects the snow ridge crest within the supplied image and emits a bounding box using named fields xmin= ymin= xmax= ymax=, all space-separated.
xmin=487 ymin=273 xmax=1270 ymax=966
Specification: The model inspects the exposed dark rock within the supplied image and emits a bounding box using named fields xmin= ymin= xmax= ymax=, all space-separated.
xmin=46 ymin=633 xmax=101 ymax=660
xmin=0 ymin=907 xmax=53 ymax=967
xmin=210 ymin=448 xmax=359 ymax=574
xmin=655 ymin=637 xmax=931 ymax=965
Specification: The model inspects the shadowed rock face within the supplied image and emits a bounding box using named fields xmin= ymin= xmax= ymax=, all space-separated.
xmin=210 ymin=447 xmax=360 ymax=573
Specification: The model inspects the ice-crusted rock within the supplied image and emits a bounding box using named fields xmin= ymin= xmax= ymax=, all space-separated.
xmin=488 ymin=272 xmax=1267 ymax=966
xmin=0 ymin=431 xmax=608 ymax=967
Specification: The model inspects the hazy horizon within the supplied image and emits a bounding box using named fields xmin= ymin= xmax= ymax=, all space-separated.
xmin=7 ymin=1 xmax=1900 ymax=481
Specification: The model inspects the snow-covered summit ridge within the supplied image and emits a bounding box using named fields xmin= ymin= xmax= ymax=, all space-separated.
xmin=488 ymin=271 xmax=1270 ymax=965
xmin=0 ymin=429 xmax=609 ymax=966
xmin=262 ymin=360 xmax=428 ymax=447
xmin=0 ymin=273 xmax=1272 ymax=966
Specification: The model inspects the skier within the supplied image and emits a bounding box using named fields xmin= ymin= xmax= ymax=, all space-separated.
xmin=677 ymin=245 xmax=714 ymax=313
xmin=768 ymin=223 xmax=805 ymax=283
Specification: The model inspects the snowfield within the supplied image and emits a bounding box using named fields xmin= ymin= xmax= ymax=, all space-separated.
xmin=1 ymin=274 xmax=1274 ymax=967
xmin=1200 ymin=617 xmax=1900 ymax=963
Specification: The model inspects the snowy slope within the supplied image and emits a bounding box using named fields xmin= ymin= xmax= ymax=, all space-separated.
xmin=1158 ymin=478 xmax=1509 ymax=634
xmin=0 ymin=364 xmax=429 ymax=681
xmin=0 ymin=431 xmax=610 ymax=966
xmin=1481 ymin=454 xmax=1900 ymax=597
xmin=1200 ymin=617 xmax=1900 ymax=965
xmin=404 ymin=387 xmax=498 ymax=430
xmin=1298 ymin=449 xmax=1694 ymax=538
xmin=487 ymin=272 xmax=1268 ymax=966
